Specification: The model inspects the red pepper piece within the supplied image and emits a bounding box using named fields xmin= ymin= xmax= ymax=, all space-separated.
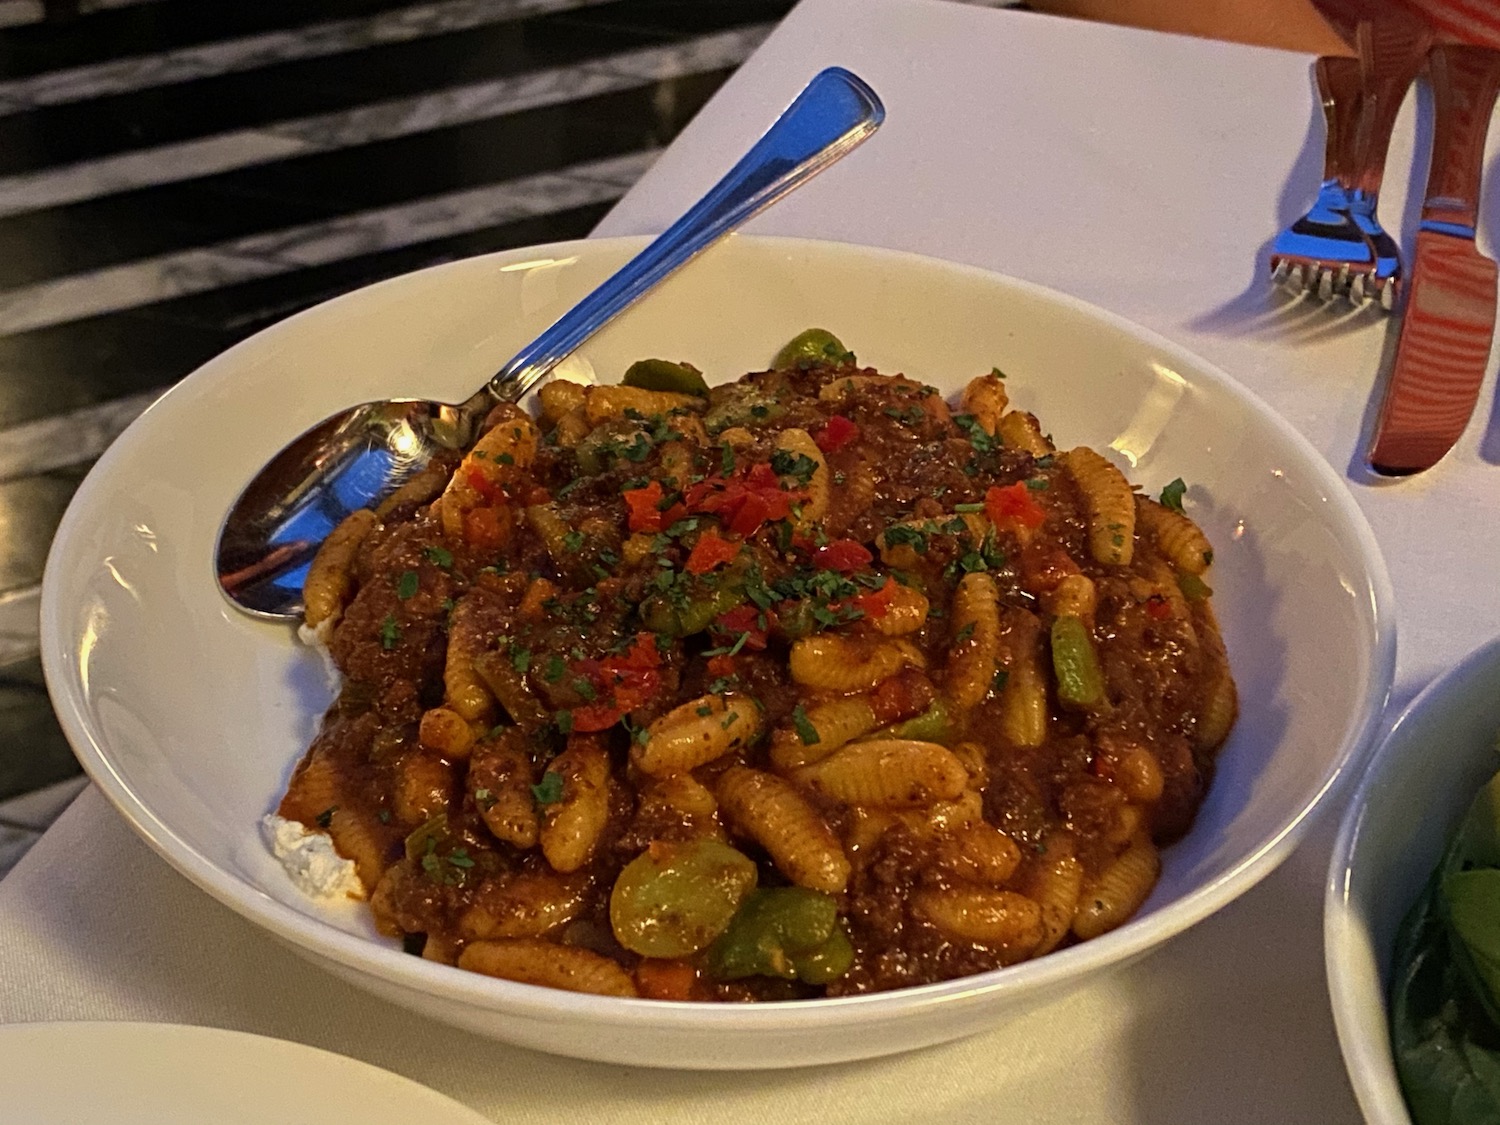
xmin=685 ymin=529 xmax=741 ymax=575
xmin=814 ymin=539 xmax=873 ymax=573
xmin=851 ymin=579 xmax=896 ymax=618
xmin=466 ymin=465 xmax=504 ymax=504
xmin=815 ymin=414 xmax=860 ymax=453
xmin=623 ymin=481 xmax=667 ymax=533
xmin=985 ymin=482 xmax=1047 ymax=530
xmin=713 ymin=605 xmax=768 ymax=651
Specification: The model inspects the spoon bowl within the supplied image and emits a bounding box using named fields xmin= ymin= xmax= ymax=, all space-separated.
xmin=215 ymin=66 xmax=883 ymax=620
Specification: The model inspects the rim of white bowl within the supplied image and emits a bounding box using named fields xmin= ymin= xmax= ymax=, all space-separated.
xmin=43 ymin=233 xmax=1397 ymax=1033
xmin=1324 ymin=635 xmax=1500 ymax=1124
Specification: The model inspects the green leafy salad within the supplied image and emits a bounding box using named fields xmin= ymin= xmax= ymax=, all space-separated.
xmin=1392 ymin=759 xmax=1500 ymax=1124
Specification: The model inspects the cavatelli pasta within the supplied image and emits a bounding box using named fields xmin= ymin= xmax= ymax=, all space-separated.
xmin=633 ymin=694 xmax=763 ymax=776
xmin=717 ymin=766 xmax=850 ymax=893
xmin=946 ymin=572 xmax=1001 ymax=710
xmin=794 ymin=739 xmax=969 ymax=808
xmin=1060 ymin=446 xmax=1136 ymax=566
xmin=277 ymin=338 xmax=1235 ymax=1002
xmin=1135 ymin=495 xmax=1213 ymax=574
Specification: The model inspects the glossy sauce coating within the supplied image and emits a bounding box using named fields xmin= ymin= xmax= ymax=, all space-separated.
xmin=280 ymin=346 xmax=1236 ymax=1000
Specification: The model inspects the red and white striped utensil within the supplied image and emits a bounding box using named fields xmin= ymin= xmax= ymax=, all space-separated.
xmin=1368 ymin=43 xmax=1500 ymax=475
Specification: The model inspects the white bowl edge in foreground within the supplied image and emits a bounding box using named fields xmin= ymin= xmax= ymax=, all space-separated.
xmin=1326 ymin=634 xmax=1500 ymax=1124
xmin=42 ymin=234 xmax=1395 ymax=1068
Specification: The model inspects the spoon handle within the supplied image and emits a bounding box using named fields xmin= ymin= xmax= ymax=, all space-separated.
xmin=485 ymin=66 xmax=884 ymax=401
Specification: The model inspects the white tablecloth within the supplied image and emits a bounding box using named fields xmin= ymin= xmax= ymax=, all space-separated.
xmin=7 ymin=1 xmax=1499 ymax=1121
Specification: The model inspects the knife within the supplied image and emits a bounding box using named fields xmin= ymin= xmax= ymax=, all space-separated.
xmin=1368 ymin=43 xmax=1500 ymax=475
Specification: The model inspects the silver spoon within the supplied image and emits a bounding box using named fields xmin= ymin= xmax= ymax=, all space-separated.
xmin=216 ymin=67 xmax=883 ymax=621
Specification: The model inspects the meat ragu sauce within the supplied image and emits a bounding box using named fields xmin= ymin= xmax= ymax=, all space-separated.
xmin=279 ymin=329 xmax=1237 ymax=1002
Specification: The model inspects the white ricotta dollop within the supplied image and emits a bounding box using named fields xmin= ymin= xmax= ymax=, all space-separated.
xmin=261 ymin=814 xmax=365 ymax=901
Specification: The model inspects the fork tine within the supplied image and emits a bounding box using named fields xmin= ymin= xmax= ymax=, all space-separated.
xmin=1286 ymin=264 xmax=1305 ymax=294
xmin=1271 ymin=259 xmax=1290 ymax=286
xmin=1317 ymin=268 xmax=1335 ymax=301
xmin=1349 ymin=272 xmax=1368 ymax=305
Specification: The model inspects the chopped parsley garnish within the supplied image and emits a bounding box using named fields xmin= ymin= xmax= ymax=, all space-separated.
xmin=882 ymin=524 xmax=929 ymax=554
xmin=955 ymin=621 xmax=977 ymax=645
xmin=543 ymin=655 xmax=567 ymax=683
xmin=791 ymin=705 xmax=820 ymax=746
xmin=562 ymin=530 xmax=586 ymax=553
xmin=1025 ymin=478 xmax=1050 ymax=491
xmin=423 ymin=545 xmax=453 ymax=568
xmin=532 ymin=770 xmax=565 ymax=804
xmin=953 ymin=414 xmax=996 ymax=455
xmin=883 ymin=404 xmax=926 ymax=426
xmin=573 ymin=678 xmax=598 ymax=702
xmin=510 ymin=647 xmax=532 ymax=674
xmin=992 ymin=668 xmax=1010 ymax=693
xmin=721 ymin=445 xmax=736 ymax=476
xmin=1160 ymin=477 xmax=1187 ymax=512
xmin=396 ymin=570 xmax=419 ymax=599
xmin=958 ymin=550 xmax=988 ymax=574
xmin=315 ymin=806 xmax=336 ymax=829
xmin=379 ymin=614 xmax=401 ymax=650
xmin=474 ymin=788 xmax=496 ymax=809
xmin=554 ymin=710 xmax=574 ymax=736
xmin=991 ymin=366 xmax=1008 ymax=379
xmin=770 ymin=449 xmax=819 ymax=483
xmin=953 ymin=502 xmax=985 ymax=513
xmin=447 ymin=848 xmax=476 ymax=869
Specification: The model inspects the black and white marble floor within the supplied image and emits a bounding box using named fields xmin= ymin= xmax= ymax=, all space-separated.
xmin=0 ymin=0 xmax=1012 ymax=877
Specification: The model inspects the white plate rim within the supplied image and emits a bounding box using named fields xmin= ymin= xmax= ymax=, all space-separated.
xmin=0 ymin=1020 xmax=491 ymax=1123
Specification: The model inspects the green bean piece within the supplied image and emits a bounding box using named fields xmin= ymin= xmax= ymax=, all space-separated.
xmin=1176 ymin=573 xmax=1213 ymax=602
xmin=773 ymin=328 xmax=854 ymax=370
xmin=792 ymin=924 xmax=855 ymax=984
xmin=888 ymin=697 xmax=952 ymax=743
xmin=703 ymin=384 xmax=786 ymax=434
xmin=639 ymin=576 xmax=747 ymax=637
xmin=622 ymin=358 xmax=711 ymax=397
xmin=574 ymin=417 xmax=647 ymax=476
xmin=1051 ymin=614 xmax=1105 ymax=710
xmin=472 ymin=650 xmax=551 ymax=729
xmin=610 ymin=839 xmax=758 ymax=958
xmin=707 ymin=886 xmax=841 ymax=981
xmin=775 ymin=599 xmax=817 ymax=640
xmin=403 ymin=811 xmax=449 ymax=861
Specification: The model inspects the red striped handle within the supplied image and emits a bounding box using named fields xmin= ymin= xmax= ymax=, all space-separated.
xmin=1422 ymin=44 xmax=1500 ymax=228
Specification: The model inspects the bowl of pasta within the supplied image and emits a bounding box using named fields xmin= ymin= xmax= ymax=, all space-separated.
xmin=41 ymin=234 xmax=1394 ymax=1068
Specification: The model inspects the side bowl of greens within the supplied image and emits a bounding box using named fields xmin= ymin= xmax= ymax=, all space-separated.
xmin=1327 ymin=636 xmax=1500 ymax=1125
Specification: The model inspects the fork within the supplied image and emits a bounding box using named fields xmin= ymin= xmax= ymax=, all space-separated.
xmin=1270 ymin=56 xmax=1378 ymax=303
xmin=1271 ymin=18 xmax=1430 ymax=307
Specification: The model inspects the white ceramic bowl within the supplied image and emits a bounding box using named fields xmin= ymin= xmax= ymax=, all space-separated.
xmin=42 ymin=234 xmax=1395 ymax=1069
xmin=1327 ymin=636 xmax=1500 ymax=1123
